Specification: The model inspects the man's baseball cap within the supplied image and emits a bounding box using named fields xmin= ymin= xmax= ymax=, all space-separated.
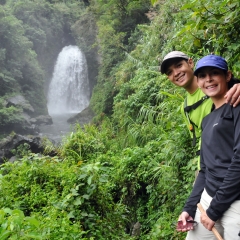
xmin=194 ymin=55 xmax=228 ymax=76
xmin=160 ymin=51 xmax=189 ymax=74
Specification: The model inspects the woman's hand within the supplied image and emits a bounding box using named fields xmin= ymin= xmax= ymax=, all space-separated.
xmin=200 ymin=211 xmax=215 ymax=231
xmin=177 ymin=212 xmax=194 ymax=232
xmin=225 ymin=83 xmax=240 ymax=107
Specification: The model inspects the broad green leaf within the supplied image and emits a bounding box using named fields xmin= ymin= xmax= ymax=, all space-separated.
xmin=25 ymin=217 xmax=40 ymax=228
xmin=0 ymin=230 xmax=11 ymax=240
xmin=24 ymin=233 xmax=42 ymax=239
xmin=73 ymin=197 xmax=82 ymax=206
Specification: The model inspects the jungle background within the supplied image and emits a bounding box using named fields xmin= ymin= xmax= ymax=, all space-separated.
xmin=0 ymin=0 xmax=240 ymax=239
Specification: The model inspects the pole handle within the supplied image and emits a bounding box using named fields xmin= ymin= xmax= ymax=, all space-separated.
xmin=197 ymin=203 xmax=223 ymax=240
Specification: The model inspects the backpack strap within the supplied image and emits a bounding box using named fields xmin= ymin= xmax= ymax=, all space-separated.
xmin=184 ymin=95 xmax=209 ymax=113
xmin=184 ymin=95 xmax=209 ymax=146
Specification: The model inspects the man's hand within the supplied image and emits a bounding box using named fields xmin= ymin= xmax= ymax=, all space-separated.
xmin=177 ymin=212 xmax=194 ymax=232
xmin=200 ymin=211 xmax=215 ymax=231
xmin=225 ymin=84 xmax=240 ymax=107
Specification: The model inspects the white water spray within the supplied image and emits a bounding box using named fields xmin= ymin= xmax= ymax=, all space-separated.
xmin=47 ymin=45 xmax=90 ymax=115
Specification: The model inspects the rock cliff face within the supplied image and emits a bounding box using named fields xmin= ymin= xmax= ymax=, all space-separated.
xmin=67 ymin=106 xmax=95 ymax=125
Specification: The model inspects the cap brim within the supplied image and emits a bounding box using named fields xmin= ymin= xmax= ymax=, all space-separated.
xmin=194 ymin=65 xmax=227 ymax=76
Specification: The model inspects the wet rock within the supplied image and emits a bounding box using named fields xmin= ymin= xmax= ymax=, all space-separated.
xmin=31 ymin=115 xmax=53 ymax=125
xmin=6 ymin=95 xmax=34 ymax=114
xmin=0 ymin=134 xmax=44 ymax=164
xmin=131 ymin=222 xmax=141 ymax=237
xmin=2 ymin=95 xmax=53 ymax=135
xmin=67 ymin=106 xmax=94 ymax=124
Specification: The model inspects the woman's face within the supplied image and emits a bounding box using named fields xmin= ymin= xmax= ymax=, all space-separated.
xmin=197 ymin=67 xmax=231 ymax=98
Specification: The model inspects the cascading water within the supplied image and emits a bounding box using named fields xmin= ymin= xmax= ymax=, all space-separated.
xmin=48 ymin=45 xmax=90 ymax=114
xmin=40 ymin=45 xmax=90 ymax=143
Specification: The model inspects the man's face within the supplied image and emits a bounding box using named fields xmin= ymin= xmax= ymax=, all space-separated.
xmin=165 ymin=58 xmax=195 ymax=89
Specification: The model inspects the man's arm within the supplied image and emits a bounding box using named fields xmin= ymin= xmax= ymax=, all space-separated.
xmin=224 ymin=83 xmax=240 ymax=107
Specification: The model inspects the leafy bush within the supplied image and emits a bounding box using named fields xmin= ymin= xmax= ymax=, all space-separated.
xmin=0 ymin=106 xmax=23 ymax=126
xmin=0 ymin=208 xmax=41 ymax=240
xmin=0 ymin=153 xmax=129 ymax=239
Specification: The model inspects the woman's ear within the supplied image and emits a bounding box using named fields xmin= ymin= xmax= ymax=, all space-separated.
xmin=226 ymin=70 xmax=232 ymax=82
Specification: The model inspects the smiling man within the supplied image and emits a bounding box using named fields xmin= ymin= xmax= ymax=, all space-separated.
xmin=160 ymin=51 xmax=240 ymax=168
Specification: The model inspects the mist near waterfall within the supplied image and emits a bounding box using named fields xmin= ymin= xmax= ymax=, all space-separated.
xmin=47 ymin=45 xmax=90 ymax=115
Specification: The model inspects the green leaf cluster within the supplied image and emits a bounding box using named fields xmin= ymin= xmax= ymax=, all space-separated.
xmin=0 ymin=208 xmax=41 ymax=240
xmin=89 ymin=0 xmax=151 ymax=115
xmin=0 ymin=151 xmax=129 ymax=239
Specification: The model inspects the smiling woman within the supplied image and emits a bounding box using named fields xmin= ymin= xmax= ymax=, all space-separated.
xmin=195 ymin=55 xmax=232 ymax=108
xmin=178 ymin=55 xmax=240 ymax=240
xmin=197 ymin=67 xmax=231 ymax=104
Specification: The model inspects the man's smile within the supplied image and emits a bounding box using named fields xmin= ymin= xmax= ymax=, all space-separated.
xmin=176 ymin=74 xmax=185 ymax=82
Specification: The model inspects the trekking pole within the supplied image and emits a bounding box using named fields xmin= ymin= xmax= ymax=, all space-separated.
xmin=197 ymin=203 xmax=223 ymax=240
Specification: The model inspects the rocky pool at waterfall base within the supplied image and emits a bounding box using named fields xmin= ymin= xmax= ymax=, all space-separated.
xmin=38 ymin=113 xmax=82 ymax=144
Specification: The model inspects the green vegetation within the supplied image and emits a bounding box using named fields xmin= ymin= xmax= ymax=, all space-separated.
xmin=1 ymin=0 xmax=240 ymax=239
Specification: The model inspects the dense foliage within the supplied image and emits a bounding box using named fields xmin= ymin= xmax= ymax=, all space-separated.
xmin=1 ymin=0 xmax=240 ymax=239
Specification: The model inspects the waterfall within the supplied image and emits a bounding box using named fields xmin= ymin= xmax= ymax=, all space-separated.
xmin=47 ymin=45 xmax=90 ymax=115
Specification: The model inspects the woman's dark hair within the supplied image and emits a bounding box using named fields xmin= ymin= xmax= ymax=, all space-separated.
xmin=228 ymin=74 xmax=240 ymax=89
xmin=221 ymin=70 xmax=240 ymax=89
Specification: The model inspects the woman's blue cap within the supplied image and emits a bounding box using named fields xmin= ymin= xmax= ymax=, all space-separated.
xmin=194 ymin=55 xmax=228 ymax=76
